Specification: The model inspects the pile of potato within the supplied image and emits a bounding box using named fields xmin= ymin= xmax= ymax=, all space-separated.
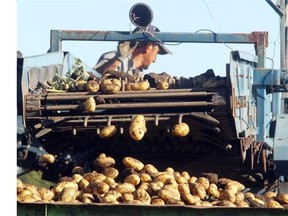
xmin=17 ymin=153 xmax=288 ymax=208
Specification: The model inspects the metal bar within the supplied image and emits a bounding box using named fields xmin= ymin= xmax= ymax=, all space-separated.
xmin=265 ymin=0 xmax=284 ymax=16
xmin=26 ymin=91 xmax=213 ymax=101
xmin=26 ymin=112 xmax=214 ymax=121
xmin=50 ymin=30 xmax=268 ymax=65
xmin=35 ymin=128 xmax=52 ymax=138
xmin=34 ymin=117 xmax=65 ymax=129
xmin=280 ymin=0 xmax=286 ymax=69
xmin=27 ymin=101 xmax=224 ymax=111
xmin=26 ymin=112 xmax=219 ymax=126
xmin=51 ymin=30 xmax=263 ymax=44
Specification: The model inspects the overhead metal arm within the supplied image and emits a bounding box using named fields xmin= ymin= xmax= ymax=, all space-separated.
xmin=50 ymin=30 xmax=268 ymax=68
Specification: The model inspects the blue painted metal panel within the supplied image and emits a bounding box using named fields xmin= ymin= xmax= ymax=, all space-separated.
xmin=253 ymin=69 xmax=287 ymax=146
xmin=273 ymin=114 xmax=288 ymax=175
xmin=253 ymin=69 xmax=282 ymax=86
xmin=274 ymin=114 xmax=288 ymax=160
xmin=229 ymin=51 xmax=257 ymax=138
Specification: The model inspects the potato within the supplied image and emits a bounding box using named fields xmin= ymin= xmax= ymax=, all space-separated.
xmin=130 ymin=80 xmax=150 ymax=91
xmin=217 ymin=200 xmax=237 ymax=207
xmin=129 ymin=124 xmax=146 ymax=141
xmin=138 ymin=182 xmax=150 ymax=191
xmin=166 ymin=199 xmax=185 ymax=205
xmin=17 ymin=190 xmax=35 ymax=202
xmin=173 ymin=172 xmax=181 ymax=179
xmin=190 ymin=183 xmax=206 ymax=200
xmin=122 ymin=157 xmax=144 ymax=171
xmin=158 ymin=188 xmax=181 ymax=202
xmin=225 ymin=180 xmax=245 ymax=193
xmin=53 ymin=181 xmax=78 ymax=196
xmin=201 ymin=201 xmax=213 ymax=207
xmin=219 ymin=189 xmax=236 ymax=203
xmin=131 ymin=114 xmax=146 ymax=125
xmin=81 ymin=196 xmax=94 ymax=203
xmin=75 ymin=80 xmax=87 ymax=92
xmin=165 ymin=167 xmax=174 ymax=173
xmin=276 ymin=193 xmax=288 ymax=204
xmin=156 ymin=81 xmax=169 ymax=90
xmin=171 ymin=122 xmax=190 ymax=137
xmin=144 ymin=164 xmax=159 ymax=177
xmin=124 ymin=174 xmax=141 ymax=186
xmin=116 ymin=183 xmax=136 ymax=194
xmin=72 ymin=166 xmax=85 ymax=175
xmin=176 ymin=176 xmax=188 ymax=184
xmin=122 ymin=193 xmax=134 ymax=202
xmin=165 ymin=178 xmax=178 ymax=187
xmin=102 ymin=194 xmax=117 ymax=203
xmin=93 ymin=155 xmax=115 ymax=170
xmin=149 ymin=181 xmax=164 ymax=194
xmin=80 ymin=192 xmax=94 ymax=201
xmin=188 ymin=176 xmax=197 ymax=184
xmin=125 ymin=200 xmax=144 ymax=205
xmin=182 ymin=193 xmax=201 ymax=205
xmin=248 ymin=197 xmax=265 ymax=208
xmin=267 ymin=199 xmax=283 ymax=208
xmin=151 ymin=197 xmax=165 ymax=205
xmin=100 ymin=78 xmax=121 ymax=94
xmin=105 ymin=190 xmax=122 ymax=201
xmin=23 ymin=184 xmax=38 ymax=193
xmin=103 ymin=167 xmax=119 ymax=179
xmin=244 ymin=192 xmax=255 ymax=200
xmin=99 ymin=125 xmax=117 ymax=139
xmin=84 ymin=96 xmax=96 ymax=112
xmin=78 ymin=178 xmax=90 ymax=190
xmin=39 ymin=153 xmax=55 ymax=164
xmin=218 ymin=177 xmax=232 ymax=185
xmin=17 ymin=179 xmax=24 ymax=193
xmin=133 ymin=189 xmax=151 ymax=204
xmin=178 ymin=183 xmax=190 ymax=196
xmin=37 ymin=187 xmax=55 ymax=201
xmin=94 ymin=181 xmax=110 ymax=194
xmin=84 ymin=173 xmax=106 ymax=184
xmin=235 ymin=200 xmax=250 ymax=207
xmin=163 ymin=184 xmax=178 ymax=192
xmin=129 ymin=115 xmax=147 ymax=141
xmin=201 ymin=172 xmax=219 ymax=184
xmin=153 ymin=172 xmax=174 ymax=184
xmin=86 ymin=80 xmax=99 ymax=92
xmin=104 ymin=177 xmax=118 ymax=190
xmin=72 ymin=174 xmax=83 ymax=183
xmin=140 ymin=173 xmax=152 ymax=183
xmin=181 ymin=171 xmax=190 ymax=181
xmin=235 ymin=191 xmax=245 ymax=203
xmin=59 ymin=187 xmax=78 ymax=202
xmin=264 ymin=191 xmax=277 ymax=199
xmin=196 ymin=177 xmax=210 ymax=190
xmin=206 ymin=183 xmax=220 ymax=199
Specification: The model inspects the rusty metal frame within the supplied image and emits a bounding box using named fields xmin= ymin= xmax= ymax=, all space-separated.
xmin=50 ymin=30 xmax=268 ymax=68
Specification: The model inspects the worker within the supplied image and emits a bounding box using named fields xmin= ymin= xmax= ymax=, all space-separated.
xmin=93 ymin=25 xmax=172 ymax=79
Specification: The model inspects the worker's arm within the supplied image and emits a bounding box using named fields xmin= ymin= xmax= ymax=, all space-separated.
xmin=93 ymin=54 xmax=122 ymax=74
xmin=94 ymin=41 xmax=138 ymax=75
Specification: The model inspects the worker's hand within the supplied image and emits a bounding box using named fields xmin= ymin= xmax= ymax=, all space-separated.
xmin=116 ymin=41 xmax=138 ymax=60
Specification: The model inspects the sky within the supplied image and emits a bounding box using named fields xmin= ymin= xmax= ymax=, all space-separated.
xmin=17 ymin=0 xmax=281 ymax=78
